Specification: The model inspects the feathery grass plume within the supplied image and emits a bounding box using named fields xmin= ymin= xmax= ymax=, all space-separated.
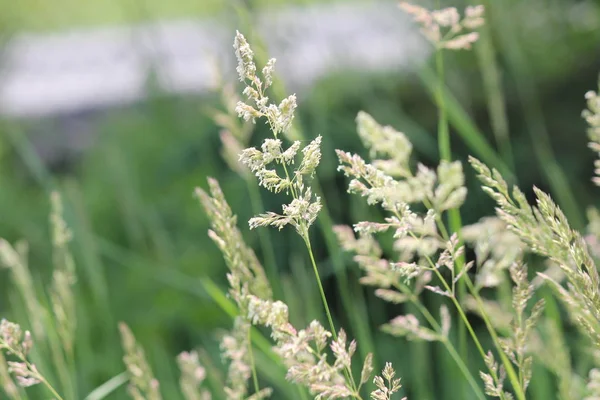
xmin=234 ymin=31 xmax=321 ymax=236
xmin=196 ymin=178 xmax=273 ymax=398
xmin=462 ymin=217 xmax=525 ymax=289
xmin=583 ymin=80 xmax=600 ymax=185
xmin=220 ymin=318 xmax=273 ymax=400
xmin=480 ymin=351 xmax=513 ymax=400
xmin=119 ymin=322 xmax=162 ymax=400
xmin=49 ymin=191 xmax=77 ymax=357
xmin=336 ymin=112 xmax=472 ymax=296
xmin=399 ymin=2 xmax=485 ymax=50
xmin=470 ymin=156 xmax=600 ymax=347
xmin=177 ymin=350 xmax=212 ymax=400
xmin=245 ymin=295 xmax=370 ymax=399
xmin=195 ymin=178 xmax=272 ymax=303
xmin=370 ymin=362 xmax=406 ymax=400
xmin=338 ymin=113 xmax=514 ymax=400
xmin=234 ymin=31 xmax=296 ymax=137
xmin=498 ymin=263 xmax=545 ymax=393
xmin=338 ymin=112 xmax=466 ymax=216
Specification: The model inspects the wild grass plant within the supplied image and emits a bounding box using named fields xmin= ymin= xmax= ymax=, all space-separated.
xmin=1 ymin=2 xmax=600 ymax=399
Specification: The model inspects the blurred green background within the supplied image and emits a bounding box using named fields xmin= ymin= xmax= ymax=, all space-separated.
xmin=1 ymin=0 xmax=600 ymax=398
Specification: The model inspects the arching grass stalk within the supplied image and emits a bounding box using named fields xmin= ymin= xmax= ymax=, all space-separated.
xmin=408 ymin=229 xmax=526 ymax=400
xmin=390 ymin=281 xmax=486 ymax=400
xmin=302 ymin=230 xmax=361 ymax=398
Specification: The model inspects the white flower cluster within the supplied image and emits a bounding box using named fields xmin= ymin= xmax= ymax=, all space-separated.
xmin=234 ymin=31 xmax=297 ymax=137
xmin=399 ymin=2 xmax=485 ymax=50
xmin=0 ymin=319 xmax=39 ymax=388
xmin=480 ymin=352 xmax=512 ymax=400
xmin=240 ymin=136 xmax=323 ymax=235
xmin=336 ymin=112 xmax=467 ymax=278
xmin=234 ymin=31 xmax=323 ymax=237
xmin=338 ymin=112 xmax=467 ymax=217
xmin=583 ymin=86 xmax=600 ymax=185
xmin=333 ymin=113 xmax=475 ymax=348
xmin=246 ymin=295 xmax=372 ymax=399
xmin=370 ymin=363 xmax=406 ymax=400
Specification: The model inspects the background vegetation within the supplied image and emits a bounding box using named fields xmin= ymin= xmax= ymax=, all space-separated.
xmin=1 ymin=0 xmax=600 ymax=398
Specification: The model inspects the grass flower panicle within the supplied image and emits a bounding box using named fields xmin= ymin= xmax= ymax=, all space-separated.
xmin=583 ymin=83 xmax=600 ymax=185
xmin=399 ymin=2 xmax=485 ymax=50
xmin=370 ymin=363 xmax=406 ymax=400
xmin=0 ymin=319 xmax=38 ymax=387
xmin=234 ymin=31 xmax=297 ymax=137
xmin=196 ymin=178 xmax=273 ymax=398
xmin=480 ymin=351 xmax=512 ymax=399
xmin=119 ymin=322 xmax=162 ymax=400
xmin=245 ymin=294 xmax=369 ymax=399
xmin=177 ymin=350 xmax=212 ymax=400
xmin=470 ymin=156 xmax=600 ymax=347
xmin=49 ymin=192 xmax=77 ymax=356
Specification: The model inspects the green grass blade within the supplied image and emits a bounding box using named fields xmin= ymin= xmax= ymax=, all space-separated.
xmin=469 ymin=3 xmax=515 ymax=172
xmin=83 ymin=372 xmax=128 ymax=400
xmin=487 ymin=0 xmax=584 ymax=229
xmin=417 ymin=66 xmax=515 ymax=181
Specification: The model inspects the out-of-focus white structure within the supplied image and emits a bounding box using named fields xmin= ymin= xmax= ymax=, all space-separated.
xmin=0 ymin=2 xmax=428 ymax=118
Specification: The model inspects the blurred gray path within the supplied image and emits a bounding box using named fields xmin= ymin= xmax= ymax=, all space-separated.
xmin=0 ymin=2 xmax=427 ymax=118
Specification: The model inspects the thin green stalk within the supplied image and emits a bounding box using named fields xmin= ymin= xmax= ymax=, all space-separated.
xmin=416 ymin=66 xmax=515 ymax=181
xmin=393 ymin=283 xmax=486 ymax=400
xmin=302 ymin=232 xmax=361 ymax=399
xmin=442 ymin=339 xmax=485 ymax=400
xmin=37 ymin=372 xmax=65 ymax=400
xmin=1 ymin=344 xmax=64 ymax=400
xmin=435 ymin=48 xmax=451 ymax=163
xmin=247 ymin=329 xmax=260 ymax=395
xmin=302 ymin=234 xmax=337 ymax=339
xmin=488 ymin=0 xmax=584 ymax=229
xmin=470 ymin=5 xmax=515 ymax=171
xmin=463 ymin=276 xmax=526 ymax=400
xmin=434 ymin=44 xmax=468 ymax=377
xmin=413 ymin=231 xmax=523 ymax=400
